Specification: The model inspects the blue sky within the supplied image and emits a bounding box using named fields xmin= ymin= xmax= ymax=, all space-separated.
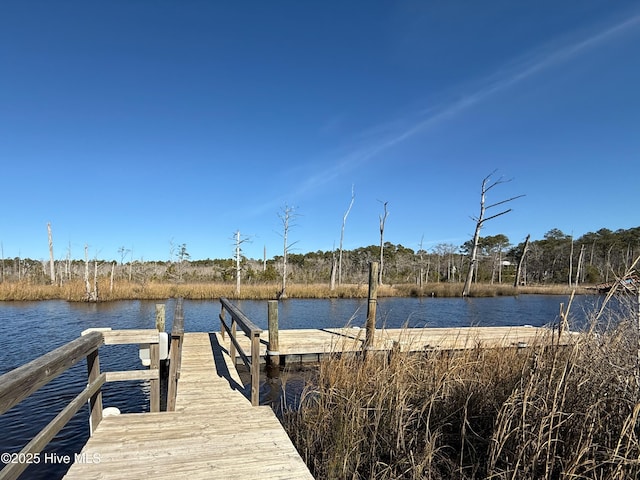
xmin=1 ymin=1 xmax=639 ymax=262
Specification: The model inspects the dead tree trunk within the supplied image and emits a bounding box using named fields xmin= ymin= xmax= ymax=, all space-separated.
xmin=575 ymin=244 xmax=585 ymax=287
xmin=462 ymin=172 xmax=524 ymax=297
xmin=418 ymin=235 xmax=425 ymax=288
xmin=235 ymin=231 xmax=241 ymax=295
xmin=378 ymin=201 xmax=389 ymax=286
xmin=514 ymin=234 xmax=531 ymax=288
xmin=569 ymin=235 xmax=574 ymax=287
xmin=93 ymin=258 xmax=99 ymax=301
xmin=233 ymin=230 xmax=251 ymax=295
xmin=278 ymin=205 xmax=298 ymax=299
xmin=47 ymin=223 xmax=55 ymax=284
xmin=84 ymin=244 xmax=92 ymax=301
xmin=330 ymin=250 xmax=337 ymax=290
xmin=337 ymin=185 xmax=355 ymax=288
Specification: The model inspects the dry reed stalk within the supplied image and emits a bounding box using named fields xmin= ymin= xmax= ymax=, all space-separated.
xmin=283 ymin=300 xmax=640 ymax=479
xmin=0 ymin=278 xmax=591 ymax=301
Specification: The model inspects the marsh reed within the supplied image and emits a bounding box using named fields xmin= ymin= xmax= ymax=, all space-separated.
xmin=283 ymin=298 xmax=640 ymax=479
xmin=0 ymin=280 xmax=586 ymax=301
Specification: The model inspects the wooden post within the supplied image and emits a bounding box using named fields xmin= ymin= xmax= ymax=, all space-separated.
xmin=251 ymin=331 xmax=261 ymax=406
xmin=86 ymin=349 xmax=103 ymax=435
xmin=155 ymin=303 xmax=166 ymax=409
xmin=230 ymin=318 xmax=237 ymax=363
xmin=155 ymin=304 xmax=165 ymax=332
xmin=167 ymin=298 xmax=184 ymax=412
xmin=149 ymin=342 xmax=160 ymax=412
xmin=365 ymin=261 xmax=379 ymax=350
xmin=267 ymin=300 xmax=280 ymax=367
xmin=220 ymin=304 xmax=226 ymax=340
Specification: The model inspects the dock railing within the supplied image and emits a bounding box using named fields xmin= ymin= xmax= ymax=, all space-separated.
xmin=219 ymin=297 xmax=263 ymax=406
xmin=166 ymin=298 xmax=185 ymax=411
xmin=0 ymin=328 xmax=161 ymax=480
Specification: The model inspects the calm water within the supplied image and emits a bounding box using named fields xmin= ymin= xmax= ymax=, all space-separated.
xmin=0 ymin=295 xmax=599 ymax=479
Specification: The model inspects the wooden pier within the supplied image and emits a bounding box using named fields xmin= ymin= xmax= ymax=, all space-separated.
xmin=0 ymin=295 xmax=574 ymax=480
xmin=63 ymin=331 xmax=313 ymax=479
xmin=224 ymin=324 xmax=571 ymax=365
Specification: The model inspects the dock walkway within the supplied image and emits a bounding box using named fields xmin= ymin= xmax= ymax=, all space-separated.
xmin=63 ymin=332 xmax=313 ymax=480
xmin=225 ymin=325 xmax=569 ymax=364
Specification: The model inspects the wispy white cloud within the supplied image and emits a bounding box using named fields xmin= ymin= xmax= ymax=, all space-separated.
xmin=250 ymin=11 xmax=640 ymax=216
xmin=373 ymin=12 xmax=640 ymax=153
xmin=295 ymin=11 xmax=640 ymax=196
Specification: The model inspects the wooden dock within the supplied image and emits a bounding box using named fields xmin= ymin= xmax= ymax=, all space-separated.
xmin=63 ymin=332 xmax=313 ymax=479
xmin=1 ymin=296 xmax=576 ymax=480
xmin=224 ymin=325 xmax=571 ymax=364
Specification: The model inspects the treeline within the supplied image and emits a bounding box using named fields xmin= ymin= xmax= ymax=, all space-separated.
xmin=1 ymin=226 xmax=638 ymax=287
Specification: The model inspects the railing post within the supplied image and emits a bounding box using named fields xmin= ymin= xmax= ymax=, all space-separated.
xmin=220 ymin=303 xmax=226 ymax=340
xmin=155 ymin=304 xmax=165 ymax=332
xmin=149 ymin=342 xmax=160 ymax=412
xmin=267 ymin=300 xmax=280 ymax=367
xmin=86 ymin=349 xmax=103 ymax=435
xmin=251 ymin=331 xmax=260 ymax=406
xmin=230 ymin=318 xmax=237 ymax=363
xmin=167 ymin=298 xmax=184 ymax=412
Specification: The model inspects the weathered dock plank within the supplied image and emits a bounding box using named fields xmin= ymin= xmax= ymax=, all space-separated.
xmin=63 ymin=333 xmax=313 ymax=480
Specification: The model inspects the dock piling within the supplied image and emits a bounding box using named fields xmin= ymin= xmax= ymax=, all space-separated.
xmin=155 ymin=304 xmax=165 ymax=332
xmin=267 ymin=300 xmax=280 ymax=367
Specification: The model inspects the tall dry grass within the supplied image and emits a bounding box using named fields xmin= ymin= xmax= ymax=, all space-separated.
xmin=0 ymin=280 xmax=587 ymax=302
xmin=0 ymin=280 xmax=374 ymax=301
xmin=283 ymin=299 xmax=640 ymax=479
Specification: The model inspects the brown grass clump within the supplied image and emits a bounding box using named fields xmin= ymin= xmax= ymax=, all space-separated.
xmin=283 ymin=302 xmax=640 ymax=479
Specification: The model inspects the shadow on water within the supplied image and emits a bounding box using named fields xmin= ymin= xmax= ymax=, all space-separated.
xmin=235 ymin=361 xmax=317 ymax=418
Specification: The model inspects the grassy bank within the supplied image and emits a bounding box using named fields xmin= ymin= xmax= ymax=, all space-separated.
xmin=0 ymin=279 xmax=588 ymax=301
xmin=282 ymin=300 xmax=640 ymax=479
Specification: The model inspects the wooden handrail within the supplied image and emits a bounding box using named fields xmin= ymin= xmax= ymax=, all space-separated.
xmin=219 ymin=297 xmax=263 ymax=406
xmin=0 ymin=330 xmax=104 ymax=416
xmin=166 ymin=298 xmax=185 ymax=411
xmin=0 ymin=328 xmax=161 ymax=480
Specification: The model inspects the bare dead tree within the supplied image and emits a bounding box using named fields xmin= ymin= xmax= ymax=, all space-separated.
xmin=65 ymin=242 xmax=72 ymax=281
xmin=514 ymin=234 xmax=531 ymax=288
xmin=462 ymin=172 xmax=524 ymax=297
xmin=129 ymin=247 xmax=134 ymax=281
xmin=418 ymin=234 xmax=425 ymax=287
xmin=378 ymin=201 xmax=389 ymax=285
xmin=233 ymin=230 xmax=252 ymax=295
xmin=575 ymin=243 xmax=585 ymax=287
xmin=569 ymin=233 xmax=574 ymax=287
xmin=330 ymin=242 xmax=337 ymax=291
xmin=278 ymin=205 xmax=299 ymax=299
xmin=338 ymin=185 xmax=355 ymax=287
xmin=110 ymin=261 xmax=115 ymax=293
xmin=84 ymin=244 xmax=93 ymax=301
xmin=263 ymin=245 xmax=267 ymax=272
xmin=47 ymin=222 xmax=55 ymax=284
xmin=118 ymin=246 xmax=131 ymax=280
xmin=93 ymin=256 xmax=99 ymax=300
